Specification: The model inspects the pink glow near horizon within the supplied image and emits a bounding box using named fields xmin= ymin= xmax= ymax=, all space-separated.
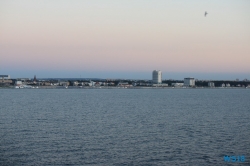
xmin=0 ymin=1 xmax=250 ymax=75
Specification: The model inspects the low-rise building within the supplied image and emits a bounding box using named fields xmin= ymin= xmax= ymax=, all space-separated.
xmin=152 ymin=83 xmax=168 ymax=87
xmin=117 ymin=82 xmax=132 ymax=87
xmin=59 ymin=81 xmax=69 ymax=86
xmin=95 ymin=82 xmax=101 ymax=87
xmin=171 ymin=83 xmax=184 ymax=87
xmin=0 ymin=79 xmax=13 ymax=84
xmin=88 ymin=81 xmax=96 ymax=86
xmin=0 ymin=75 xmax=10 ymax=81
xmin=15 ymin=81 xmax=22 ymax=86
xmin=44 ymin=82 xmax=51 ymax=86
xmin=208 ymin=82 xmax=215 ymax=87
xmin=184 ymin=77 xmax=195 ymax=86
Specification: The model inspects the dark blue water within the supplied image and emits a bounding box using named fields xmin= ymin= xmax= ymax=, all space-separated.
xmin=0 ymin=89 xmax=250 ymax=165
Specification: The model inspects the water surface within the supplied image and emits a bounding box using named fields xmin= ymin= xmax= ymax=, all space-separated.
xmin=0 ymin=89 xmax=249 ymax=165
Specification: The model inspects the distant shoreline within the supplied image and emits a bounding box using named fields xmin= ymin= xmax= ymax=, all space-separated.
xmin=0 ymin=86 xmax=249 ymax=89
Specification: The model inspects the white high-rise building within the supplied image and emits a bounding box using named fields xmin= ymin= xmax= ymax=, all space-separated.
xmin=152 ymin=70 xmax=162 ymax=84
xmin=184 ymin=77 xmax=195 ymax=86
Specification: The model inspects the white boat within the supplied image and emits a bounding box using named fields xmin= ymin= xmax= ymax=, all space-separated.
xmin=15 ymin=86 xmax=24 ymax=89
xmin=23 ymin=85 xmax=33 ymax=88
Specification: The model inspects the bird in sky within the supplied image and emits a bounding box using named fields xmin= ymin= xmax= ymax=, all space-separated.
xmin=205 ymin=11 xmax=208 ymax=17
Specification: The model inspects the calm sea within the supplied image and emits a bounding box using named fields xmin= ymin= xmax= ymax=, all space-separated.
xmin=0 ymin=89 xmax=250 ymax=166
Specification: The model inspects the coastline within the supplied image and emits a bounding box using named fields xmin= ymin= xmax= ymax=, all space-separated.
xmin=1 ymin=86 xmax=249 ymax=89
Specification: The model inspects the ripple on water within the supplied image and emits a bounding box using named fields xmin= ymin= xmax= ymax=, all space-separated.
xmin=0 ymin=89 xmax=249 ymax=166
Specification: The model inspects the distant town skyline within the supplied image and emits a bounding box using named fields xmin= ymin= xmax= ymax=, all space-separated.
xmin=1 ymin=1 xmax=250 ymax=79
xmin=2 ymin=70 xmax=250 ymax=80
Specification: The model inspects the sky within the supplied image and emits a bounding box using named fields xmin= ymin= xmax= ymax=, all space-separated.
xmin=0 ymin=0 xmax=250 ymax=79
